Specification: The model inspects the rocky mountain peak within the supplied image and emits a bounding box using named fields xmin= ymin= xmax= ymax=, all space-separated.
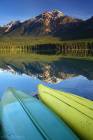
xmin=0 ymin=9 xmax=93 ymax=39
xmin=42 ymin=10 xmax=64 ymax=20
xmin=5 ymin=20 xmax=21 ymax=33
xmin=86 ymin=16 xmax=93 ymax=23
xmin=52 ymin=9 xmax=64 ymax=17
xmin=41 ymin=10 xmax=64 ymax=33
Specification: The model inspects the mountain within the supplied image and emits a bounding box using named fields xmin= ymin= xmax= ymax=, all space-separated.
xmin=0 ymin=10 xmax=93 ymax=39
xmin=4 ymin=21 xmax=21 ymax=33
xmin=55 ymin=16 xmax=93 ymax=39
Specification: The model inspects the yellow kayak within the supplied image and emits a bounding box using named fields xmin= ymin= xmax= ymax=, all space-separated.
xmin=50 ymin=88 xmax=93 ymax=110
xmin=38 ymin=84 xmax=93 ymax=140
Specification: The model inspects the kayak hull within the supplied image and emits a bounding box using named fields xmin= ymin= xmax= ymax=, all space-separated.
xmin=1 ymin=88 xmax=78 ymax=140
xmin=38 ymin=84 xmax=93 ymax=140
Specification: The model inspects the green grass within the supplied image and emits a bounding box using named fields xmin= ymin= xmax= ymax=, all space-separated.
xmin=0 ymin=36 xmax=93 ymax=62
xmin=0 ymin=36 xmax=93 ymax=47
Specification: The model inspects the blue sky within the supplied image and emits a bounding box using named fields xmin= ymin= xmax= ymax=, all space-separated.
xmin=0 ymin=0 xmax=93 ymax=25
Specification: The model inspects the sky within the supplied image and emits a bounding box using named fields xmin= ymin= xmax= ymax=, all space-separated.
xmin=0 ymin=0 xmax=93 ymax=26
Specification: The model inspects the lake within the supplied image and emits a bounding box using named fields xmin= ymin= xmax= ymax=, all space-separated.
xmin=0 ymin=50 xmax=93 ymax=100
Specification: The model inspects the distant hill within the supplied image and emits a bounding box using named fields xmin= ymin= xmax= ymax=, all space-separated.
xmin=0 ymin=10 xmax=93 ymax=40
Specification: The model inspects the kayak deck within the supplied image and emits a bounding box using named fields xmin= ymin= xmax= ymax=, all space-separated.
xmin=1 ymin=88 xmax=78 ymax=140
xmin=38 ymin=84 xmax=93 ymax=140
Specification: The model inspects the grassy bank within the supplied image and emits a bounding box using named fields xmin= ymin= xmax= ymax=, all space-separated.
xmin=0 ymin=36 xmax=93 ymax=47
xmin=0 ymin=37 xmax=93 ymax=58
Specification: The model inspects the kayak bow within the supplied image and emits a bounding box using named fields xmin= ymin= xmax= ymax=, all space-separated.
xmin=38 ymin=84 xmax=93 ymax=140
xmin=1 ymin=88 xmax=78 ymax=140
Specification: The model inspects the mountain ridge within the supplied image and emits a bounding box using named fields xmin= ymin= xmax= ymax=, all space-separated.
xmin=0 ymin=10 xmax=93 ymax=39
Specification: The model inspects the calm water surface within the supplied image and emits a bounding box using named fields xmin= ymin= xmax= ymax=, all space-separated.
xmin=0 ymin=51 xmax=93 ymax=100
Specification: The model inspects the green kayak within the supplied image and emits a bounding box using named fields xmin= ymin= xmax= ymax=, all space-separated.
xmin=38 ymin=84 xmax=93 ymax=140
xmin=1 ymin=88 xmax=78 ymax=140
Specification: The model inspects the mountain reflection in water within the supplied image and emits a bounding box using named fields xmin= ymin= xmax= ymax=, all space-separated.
xmin=0 ymin=70 xmax=93 ymax=100
xmin=0 ymin=50 xmax=93 ymax=100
